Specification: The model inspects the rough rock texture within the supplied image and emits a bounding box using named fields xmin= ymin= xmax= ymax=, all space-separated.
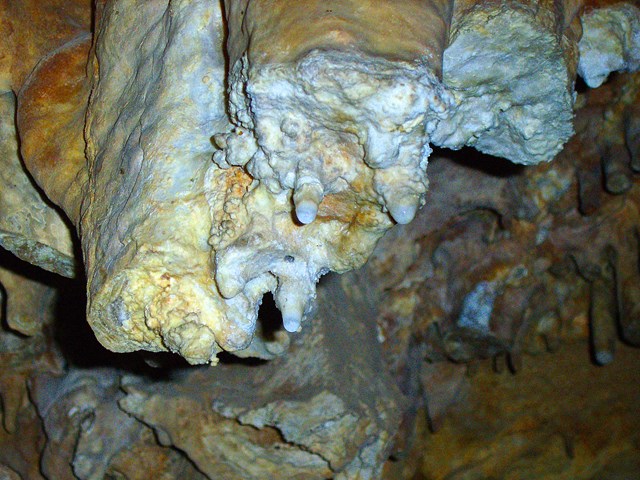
xmin=0 ymin=0 xmax=90 ymax=276
xmin=79 ymin=0 xmax=439 ymax=363
xmin=578 ymin=1 xmax=640 ymax=88
xmin=434 ymin=0 xmax=583 ymax=164
xmin=1 ymin=67 xmax=640 ymax=478
xmin=220 ymin=0 xmax=452 ymax=226
xmin=81 ymin=0 xmax=232 ymax=364
xmin=118 ymin=274 xmax=400 ymax=479
xmin=418 ymin=343 xmax=640 ymax=480
xmin=4 ymin=0 xmax=637 ymax=364
xmin=2 ymin=0 xmax=640 ymax=478
xmin=0 ymin=92 xmax=76 ymax=277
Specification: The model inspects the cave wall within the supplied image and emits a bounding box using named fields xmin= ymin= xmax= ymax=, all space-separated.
xmin=0 ymin=0 xmax=639 ymax=478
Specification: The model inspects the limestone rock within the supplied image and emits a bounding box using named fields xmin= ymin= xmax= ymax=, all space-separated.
xmin=435 ymin=0 xmax=582 ymax=164
xmin=578 ymin=2 xmax=640 ymax=88
xmin=4 ymin=0 xmax=640 ymax=370
xmin=0 ymin=0 xmax=90 ymax=276
xmin=118 ymin=273 xmax=401 ymax=479
xmin=0 ymin=92 xmax=76 ymax=277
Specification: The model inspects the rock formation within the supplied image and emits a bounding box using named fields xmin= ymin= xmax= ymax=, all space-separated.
xmin=9 ymin=0 xmax=639 ymax=365
xmin=1 ymin=0 xmax=640 ymax=478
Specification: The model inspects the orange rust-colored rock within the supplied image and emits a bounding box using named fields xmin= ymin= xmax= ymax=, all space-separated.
xmin=0 ymin=0 xmax=91 ymax=92
xmin=17 ymin=35 xmax=90 ymax=223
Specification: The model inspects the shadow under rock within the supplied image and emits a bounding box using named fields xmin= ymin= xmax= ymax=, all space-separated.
xmin=431 ymin=146 xmax=526 ymax=178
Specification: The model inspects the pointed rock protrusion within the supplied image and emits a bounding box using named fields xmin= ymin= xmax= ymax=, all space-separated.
xmin=384 ymin=189 xmax=422 ymax=225
xmin=293 ymin=181 xmax=324 ymax=225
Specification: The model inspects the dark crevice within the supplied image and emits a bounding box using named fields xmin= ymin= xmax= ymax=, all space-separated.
xmin=431 ymin=146 xmax=526 ymax=178
xmin=256 ymin=292 xmax=282 ymax=342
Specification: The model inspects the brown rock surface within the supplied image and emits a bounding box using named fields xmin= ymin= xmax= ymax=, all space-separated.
xmin=418 ymin=343 xmax=640 ymax=480
xmin=0 ymin=0 xmax=91 ymax=92
xmin=0 ymin=1 xmax=640 ymax=479
xmin=0 ymin=91 xmax=76 ymax=277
